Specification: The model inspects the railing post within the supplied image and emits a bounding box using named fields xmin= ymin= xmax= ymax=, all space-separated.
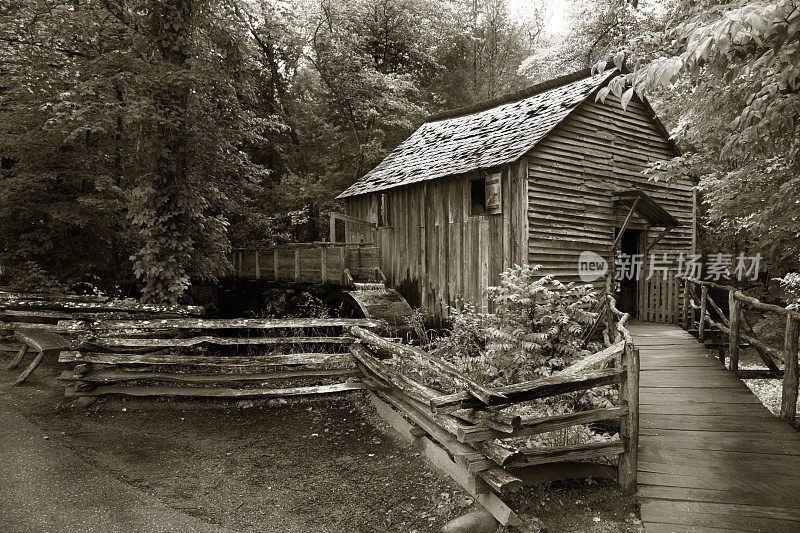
xmin=728 ymin=290 xmax=740 ymax=372
xmin=698 ymin=285 xmax=708 ymax=342
xmin=320 ymin=247 xmax=327 ymax=284
xmin=781 ymin=315 xmax=800 ymax=423
xmin=618 ymin=344 xmax=639 ymax=494
xmin=329 ymin=214 xmax=337 ymax=243
xmin=681 ymin=279 xmax=689 ymax=330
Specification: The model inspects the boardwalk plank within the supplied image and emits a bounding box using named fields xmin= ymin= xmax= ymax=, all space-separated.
xmin=639 ymin=485 xmax=800 ymax=508
xmin=640 ymin=404 xmax=774 ymax=416
xmin=630 ymin=323 xmax=800 ymax=533
xmin=643 ymin=524 xmax=753 ymax=533
xmin=640 ymin=501 xmax=800 ymax=532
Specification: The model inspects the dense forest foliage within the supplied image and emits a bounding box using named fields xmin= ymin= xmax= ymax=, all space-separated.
xmin=1 ymin=0 xmax=798 ymax=305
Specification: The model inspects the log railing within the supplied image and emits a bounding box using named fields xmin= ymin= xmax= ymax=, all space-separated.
xmin=350 ymin=296 xmax=638 ymax=525
xmin=230 ymin=242 xmax=380 ymax=285
xmin=682 ymin=277 xmax=800 ymax=424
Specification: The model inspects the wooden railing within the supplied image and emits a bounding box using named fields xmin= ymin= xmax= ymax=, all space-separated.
xmin=682 ymin=278 xmax=800 ymax=424
xmin=349 ymin=296 xmax=638 ymax=526
xmin=55 ymin=317 xmax=381 ymax=404
xmin=230 ymin=242 xmax=380 ymax=285
xmin=329 ymin=212 xmax=377 ymax=243
xmin=1 ymin=292 xmax=205 ymax=387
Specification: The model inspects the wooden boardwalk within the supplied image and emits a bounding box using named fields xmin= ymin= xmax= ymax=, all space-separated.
xmin=629 ymin=322 xmax=800 ymax=533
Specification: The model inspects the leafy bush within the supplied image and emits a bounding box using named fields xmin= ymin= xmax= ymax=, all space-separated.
xmin=0 ymin=261 xmax=66 ymax=293
xmin=777 ymin=273 xmax=800 ymax=311
xmin=436 ymin=265 xmax=601 ymax=387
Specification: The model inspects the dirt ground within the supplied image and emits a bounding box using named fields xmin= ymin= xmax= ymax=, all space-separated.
xmin=0 ymin=359 xmax=642 ymax=533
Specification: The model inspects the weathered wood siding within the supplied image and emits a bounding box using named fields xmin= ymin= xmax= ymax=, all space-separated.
xmin=344 ymin=161 xmax=528 ymax=321
xmin=526 ymin=93 xmax=694 ymax=284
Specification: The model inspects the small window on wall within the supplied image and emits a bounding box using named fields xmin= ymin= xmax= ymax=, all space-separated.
xmin=470 ymin=178 xmax=486 ymax=215
xmin=378 ymin=193 xmax=392 ymax=227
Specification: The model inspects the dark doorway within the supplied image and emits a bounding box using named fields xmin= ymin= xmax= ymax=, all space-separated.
xmin=615 ymin=228 xmax=642 ymax=317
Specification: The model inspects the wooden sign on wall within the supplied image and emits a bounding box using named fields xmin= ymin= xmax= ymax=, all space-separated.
xmin=485 ymin=172 xmax=502 ymax=214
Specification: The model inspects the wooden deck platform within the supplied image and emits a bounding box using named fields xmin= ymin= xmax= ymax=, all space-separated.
xmin=629 ymin=322 xmax=800 ymax=533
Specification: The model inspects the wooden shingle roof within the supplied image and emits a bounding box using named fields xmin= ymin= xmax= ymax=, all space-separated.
xmin=337 ymin=69 xmax=618 ymax=199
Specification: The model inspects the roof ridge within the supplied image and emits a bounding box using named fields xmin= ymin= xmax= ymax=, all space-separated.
xmin=426 ymin=68 xmax=599 ymax=123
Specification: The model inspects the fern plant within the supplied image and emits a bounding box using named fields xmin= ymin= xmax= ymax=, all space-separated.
xmin=436 ymin=265 xmax=600 ymax=387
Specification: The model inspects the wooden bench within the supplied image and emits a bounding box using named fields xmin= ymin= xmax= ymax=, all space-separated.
xmin=6 ymin=330 xmax=71 ymax=385
xmin=55 ymin=317 xmax=383 ymax=405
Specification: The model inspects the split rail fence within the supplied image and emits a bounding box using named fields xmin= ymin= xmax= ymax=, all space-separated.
xmin=682 ymin=278 xmax=800 ymax=424
xmin=348 ymin=294 xmax=638 ymax=527
xmin=2 ymin=291 xmax=638 ymax=526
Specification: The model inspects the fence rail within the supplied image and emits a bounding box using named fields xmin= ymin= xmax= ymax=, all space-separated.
xmin=352 ymin=294 xmax=638 ymax=525
xmin=682 ymin=277 xmax=800 ymax=424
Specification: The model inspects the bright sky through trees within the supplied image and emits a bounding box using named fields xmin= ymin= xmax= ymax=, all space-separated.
xmin=509 ymin=0 xmax=570 ymax=36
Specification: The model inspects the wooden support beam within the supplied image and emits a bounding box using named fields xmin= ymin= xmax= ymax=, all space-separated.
xmin=617 ymin=346 xmax=639 ymax=495
xmin=5 ymin=344 xmax=28 ymax=371
xmin=320 ymin=247 xmax=327 ymax=283
xmin=645 ymin=227 xmax=672 ymax=254
xmin=704 ymin=315 xmax=784 ymax=369
xmin=698 ymin=285 xmax=708 ymax=343
xmin=729 ymin=290 xmax=741 ymax=372
xmin=781 ymin=315 xmax=800 ymax=423
xmin=12 ymin=350 xmax=45 ymax=386
xmin=681 ymin=281 xmax=690 ymax=330
xmin=611 ymin=198 xmax=640 ymax=255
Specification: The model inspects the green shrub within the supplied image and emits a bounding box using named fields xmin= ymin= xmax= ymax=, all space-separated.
xmin=436 ymin=265 xmax=601 ymax=387
xmin=0 ymin=261 xmax=66 ymax=293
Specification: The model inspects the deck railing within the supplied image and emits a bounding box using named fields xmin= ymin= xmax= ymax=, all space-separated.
xmin=682 ymin=277 xmax=800 ymax=424
xmin=230 ymin=242 xmax=380 ymax=285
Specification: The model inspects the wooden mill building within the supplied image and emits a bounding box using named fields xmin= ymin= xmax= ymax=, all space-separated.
xmin=336 ymin=69 xmax=696 ymax=323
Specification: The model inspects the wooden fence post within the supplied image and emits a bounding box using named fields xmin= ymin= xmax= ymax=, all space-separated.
xmin=698 ymin=285 xmax=708 ymax=342
xmin=781 ymin=315 xmax=800 ymax=423
xmin=728 ymin=291 xmax=741 ymax=372
xmin=681 ymin=280 xmax=689 ymax=330
xmin=618 ymin=344 xmax=639 ymax=494
xmin=320 ymin=247 xmax=327 ymax=284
